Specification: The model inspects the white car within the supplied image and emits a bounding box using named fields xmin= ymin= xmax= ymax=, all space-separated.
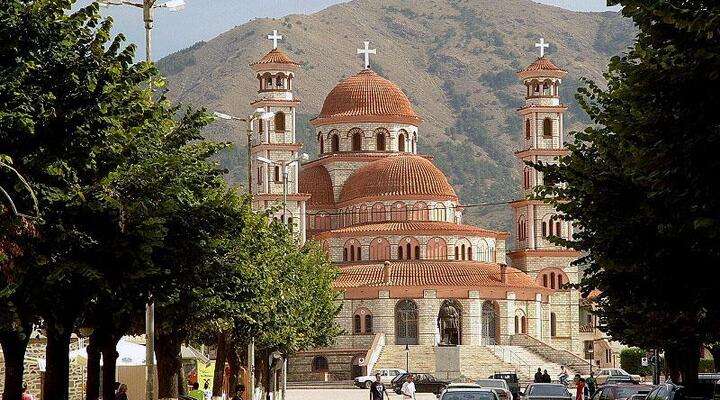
xmin=476 ymin=378 xmax=514 ymax=400
xmin=440 ymin=384 xmax=501 ymax=400
xmin=592 ymin=368 xmax=642 ymax=385
xmin=353 ymin=368 xmax=405 ymax=389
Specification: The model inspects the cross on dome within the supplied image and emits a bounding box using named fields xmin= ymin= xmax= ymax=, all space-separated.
xmin=535 ymin=37 xmax=549 ymax=58
xmin=357 ymin=41 xmax=376 ymax=69
xmin=268 ymin=30 xmax=283 ymax=49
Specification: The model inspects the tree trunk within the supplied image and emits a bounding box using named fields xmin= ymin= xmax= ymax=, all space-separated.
xmin=227 ymin=338 xmax=240 ymax=396
xmin=43 ymin=322 xmax=73 ymax=400
xmin=212 ymin=333 xmax=228 ymax=398
xmin=0 ymin=326 xmax=31 ymax=400
xmin=156 ymin=332 xmax=182 ymax=400
xmin=708 ymin=345 xmax=720 ymax=372
xmin=178 ymin=370 xmax=188 ymax=396
xmin=85 ymin=333 xmax=101 ymax=400
xmin=101 ymin=335 xmax=121 ymax=400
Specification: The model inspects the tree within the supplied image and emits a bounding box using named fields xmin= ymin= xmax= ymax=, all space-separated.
xmin=533 ymin=0 xmax=720 ymax=385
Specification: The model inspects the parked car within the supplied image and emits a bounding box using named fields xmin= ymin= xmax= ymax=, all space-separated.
xmin=477 ymin=378 xmax=514 ymax=400
xmin=713 ymin=379 xmax=720 ymax=400
xmin=391 ymin=373 xmax=449 ymax=395
xmin=644 ymin=382 xmax=686 ymax=400
xmin=353 ymin=368 xmax=406 ymax=388
xmin=440 ymin=384 xmax=501 ymax=400
xmin=629 ymin=393 xmax=649 ymax=400
xmin=521 ymin=383 xmax=573 ymax=400
xmin=490 ymin=372 xmax=521 ymax=399
xmin=591 ymin=384 xmax=652 ymax=400
xmin=595 ymin=369 xmax=642 ymax=385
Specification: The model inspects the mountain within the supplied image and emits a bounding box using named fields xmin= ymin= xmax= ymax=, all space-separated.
xmin=157 ymin=0 xmax=635 ymax=233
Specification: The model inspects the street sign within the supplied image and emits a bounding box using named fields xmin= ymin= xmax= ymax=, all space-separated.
xmin=641 ymin=357 xmax=649 ymax=367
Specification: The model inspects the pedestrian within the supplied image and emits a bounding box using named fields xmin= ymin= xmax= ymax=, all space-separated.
xmin=401 ymin=374 xmax=416 ymax=400
xmin=115 ymin=384 xmax=129 ymax=400
xmin=189 ymin=382 xmax=204 ymax=400
xmin=534 ymin=368 xmax=543 ymax=383
xmin=21 ymin=383 xmax=35 ymax=400
xmin=586 ymin=373 xmax=596 ymax=397
xmin=558 ymin=366 xmax=568 ymax=385
xmin=113 ymin=382 xmax=121 ymax=397
xmin=231 ymin=384 xmax=245 ymax=400
xmin=203 ymin=380 xmax=212 ymax=400
xmin=542 ymin=369 xmax=551 ymax=383
xmin=370 ymin=372 xmax=389 ymax=400
xmin=575 ymin=377 xmax=586 ymax=400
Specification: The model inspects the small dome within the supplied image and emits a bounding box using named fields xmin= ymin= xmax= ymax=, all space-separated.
xmin=251 ymin=48 xmax=299 ymax=68
xmin=517 ymin=57 xmax=567 ymax=79
xmin=339 ymin=155 xmax=456 ymax=204
xmin=299 ymin=164 xmax=335 ymax=208
xmin=311 ymin=69 xmax=421 ymax=126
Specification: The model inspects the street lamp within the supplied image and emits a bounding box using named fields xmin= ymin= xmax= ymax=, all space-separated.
xmin=405 ymin=343 xmax=410 ymax=372
xmin=255 ymin=153 xmax=309 ymax=221
xmin=213 ymin=109 xmax=275 ymax=192
xmin=96 ymin=2 xmax=184 ymax=400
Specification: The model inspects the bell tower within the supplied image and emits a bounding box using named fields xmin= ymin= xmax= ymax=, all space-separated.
xmin=508 ymin=40 xmax=582 ymax=352
xmin=250 ymin=30 xmax=309 ymax=243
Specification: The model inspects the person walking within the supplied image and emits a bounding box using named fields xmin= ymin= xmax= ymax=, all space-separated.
xmin=542 ymin=369 xmax=551 ymax=383
xmin=558 ymin=366 xmax=569 ymax=386
xmin=586 ymin=373 xmax=596 ymax=397
xmin=115 ymin=384 xmax=129 ymax=400
xmin=401 ymin=374 xmax=416 ymax=400
xmin=575 ymin=377 xmax=586 ymax=400
xmin=369 ymin=373 xmax=389 ymax=400
xmin=534 ymin=368 xmax=543 ymax=383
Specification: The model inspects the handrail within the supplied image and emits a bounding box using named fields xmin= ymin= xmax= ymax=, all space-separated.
xmin=364 ymin=332 xmax=386 ymax=373
xmin=490 ymin=345 xmax=534 ymax=378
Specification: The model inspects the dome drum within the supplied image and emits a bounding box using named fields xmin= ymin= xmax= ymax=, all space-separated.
xmin=316 ymin=123 xmax=419 ymax=154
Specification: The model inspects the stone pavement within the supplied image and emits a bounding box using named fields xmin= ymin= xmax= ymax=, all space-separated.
xmin=287 ymin=388 xmax=437 ymax=399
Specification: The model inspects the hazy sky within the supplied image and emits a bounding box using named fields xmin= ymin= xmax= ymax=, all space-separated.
xmin=75 ymin=0 xmax=620 ymax=61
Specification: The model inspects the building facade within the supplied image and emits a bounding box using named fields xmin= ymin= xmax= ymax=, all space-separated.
xmin=248 ymin=37 xmax=615 ymax=383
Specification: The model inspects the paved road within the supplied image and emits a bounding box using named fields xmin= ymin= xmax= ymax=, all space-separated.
xmin=288 ymin=388 xmax=437 ymax=399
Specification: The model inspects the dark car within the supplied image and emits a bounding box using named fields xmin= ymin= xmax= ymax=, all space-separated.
xmin=592 ymin=384 xmax=652 ymax=400
xmin=521 ymin=383 xmax=573 ymax=400
xmin=644 ymin=382 xmax=686 ymax=400
xmin=391 ymin=373 xmax=449 ymax=395
xmin=490 ymin=372 xmax=521 ymax=399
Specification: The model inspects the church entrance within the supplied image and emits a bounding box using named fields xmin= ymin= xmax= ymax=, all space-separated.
xmin=437 ymin=299 xmax=462 ymax=346
xmin=481 ymin=300 xmax=499 ymax=345
xmin=351 ymin=354 xmax=366 ymax=378
xmin=395 ymin=299 xmax=419 ymax=345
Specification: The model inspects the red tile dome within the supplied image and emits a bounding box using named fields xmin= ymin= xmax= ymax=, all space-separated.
xmin=517 ymin=57 xmax=567 ymax=79
xmin=339 ymin=155 xmax=456 ymax=204
xmin=299 ymin=164 xmax=335 ymax=208
xmin=250 ymin=48 xmax=299 ymax=69
xmin=311 ymin=69 xmax=422 ymax=126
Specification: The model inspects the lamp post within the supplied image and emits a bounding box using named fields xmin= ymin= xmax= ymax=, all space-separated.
xmin=405 ymin=343 xmax=410 ymax=372
xmin=256 ymin=153 xmax=309 ymax=222
xmin=96 ymin=2 xmax=184 ymax=400
xmin=213 ymin=109 xmax=275 ymax=193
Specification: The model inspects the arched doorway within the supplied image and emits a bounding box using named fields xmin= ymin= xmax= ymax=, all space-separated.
xmin=351 ymin=354 xmax=366 ymax=379
xmin=481 ymin=300 xmax=499 ymax=345
xmin=438 ymin=299 xmax=462 ymax=345
xmin=395 ymin=299 xmax=419 ymax=345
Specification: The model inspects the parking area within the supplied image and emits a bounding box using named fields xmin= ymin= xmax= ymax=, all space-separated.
xmin=287 ymin=388 xmax=438 ymax=399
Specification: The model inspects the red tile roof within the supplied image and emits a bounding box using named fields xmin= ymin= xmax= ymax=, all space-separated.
xmin=311 ymin=69 xmax=422 ymax=126
xmin=298 ymin=164 xmax=335 ymax=208
xmin=338 ymin=155 xmax=457 ymax=204
xmin=334 ymin=261 xmax=541 ymax=289
xmin=314 ymin=221 xmax=507 ymax=240
xmin=251 ymin=48 xmax=299 ymax=66
xmin=521 ymin=57 xmax=565 ymax=72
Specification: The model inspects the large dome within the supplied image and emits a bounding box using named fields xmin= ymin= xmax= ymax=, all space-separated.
xmin=311 ymin=69 xmax=422 ymax=127
xmin=339 ymin=155 xmax=456 ymax=204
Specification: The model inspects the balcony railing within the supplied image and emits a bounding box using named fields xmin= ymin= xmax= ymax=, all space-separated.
xmin=579 ymin=324 xmax=595 ymax=333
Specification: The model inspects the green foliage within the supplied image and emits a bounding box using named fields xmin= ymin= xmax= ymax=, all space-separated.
xmin=699 ymin=359 xmax=715 ymax=373
xmin=620 ymin=348 xmax=651 ymax=376
xmin=532 ymin=0 xmax=720 ymax=383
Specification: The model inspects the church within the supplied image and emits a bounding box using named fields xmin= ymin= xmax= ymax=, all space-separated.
xmin=248 ymin=31 xmax=616 ymax=382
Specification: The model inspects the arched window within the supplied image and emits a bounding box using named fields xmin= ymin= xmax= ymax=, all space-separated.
xmin=371 ymin=203 xmax=386 ymax=222
xmin=426 ymin=237 xmax=447 ymax=260
xmin=411 ymin=202 xmax=429 ymax=221
xmin=412 ymin=133 xmax=417 ymax=153
xmin=258 ymin=119 xmax=264 ymax=136
xmin=354 ymin=308 xmax=372 ymax=334
xmin=523 ymin=167 xmax=531 ymax=189
xmin=455 ymin=238 xmax=471 ymax=261
xmin=331 ymin=133 xmax=340 ymax=152
xmin=454 ymin=246 xmax=459 ymax=260
xmin=433 ymin=203 xmax=447 ymax=221
xmin=351 ymin=128 xmax=363 ymax=151
xmin=543 ymin=80 xmax=552 ymax=95
xmin=344 ymin=239 xmax=361 ymax=262
xmin=395 ymin=299 xmax=418 ymax=345
xmin=477 ymin=239 xmax=489 ymax=262
xmin=514 ymin=315 xmax=519 ymax=333
xmin=550 ymin=272 xmax=556 ymax=289
xmin=414 ymin=245 xmax=420 ymax=260
xmin=542 ymin=274 xmax=548 ymax=287
xmin=359 ymin=204 xmax=369 ymax=224
xmin=467 ymin=246 xmax=472 ymax=261
xmin=557 ymin=274 xmax=563 ymax=289
xmin=543 ymin=118 xmax=553 ymax=138
xmin=390 ymin=202 xmax=407 ymax=221
xmin=364 ymin=314 xmax=373 ymax=334
xmin=353 ymin=314 xmax=361 ymax=334
xmin=312 ymin=356 xmax=329 ymax=372
xmin=550 ymin=313 xmax=557 ymax=337
xmin=369 ymin=237 xmax=390 ymax=261
xmin=397 ymin=245 xmax=403 ymax=260
xmin=398 ymin=130 xmax=407 ymax=152
xmin=265 ymin=73 xmax=273 ymax=88
xmin=525 ymin=119 xmax=531 ymax=140
xmin=275 ymin=111 xmax=285 ymax=132
xmin=398 ymin=237 xmax=420 ymax=260
xmin=542 ymin=221 xmax=548 ymax=237
xmin=375 ymin=129 xmax=387 ymax=151
xmin=319 ymin=134 xmax=324 ymax=154
xmin=556 ymin=221 xmax=562 ymax=238
xmin=521 ymin=316 xmax=527 ymax=333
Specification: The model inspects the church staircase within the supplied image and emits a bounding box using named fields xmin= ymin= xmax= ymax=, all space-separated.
xmin=509 ymin=334 xmax=591 ymax=375
xmin=487 ymin=345 xmax=579 ymax=382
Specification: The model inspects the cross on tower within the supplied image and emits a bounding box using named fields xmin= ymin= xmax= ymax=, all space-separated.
xmin=357 ymin=41 xmax=376 ymax=69
xmin=535 ymin=37 xmax=549 ymax=58
xmin=268 ymin=30 xmax=283 ymax=49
